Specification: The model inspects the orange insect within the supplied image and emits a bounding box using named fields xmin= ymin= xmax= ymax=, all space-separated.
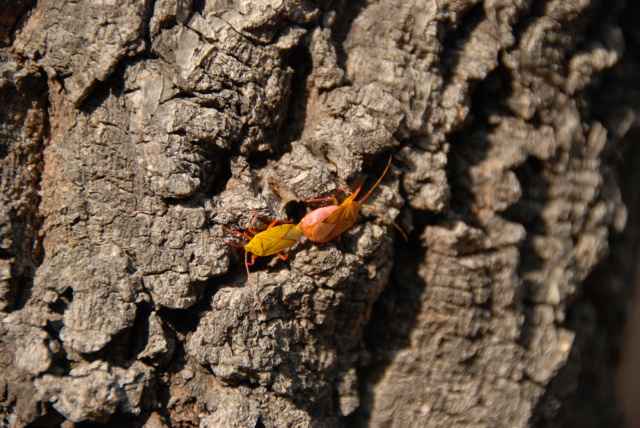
xmin=299 ymin=156 xmax=408 ymax=242
xmin=208 ymin=208 xmax=303 ymax=313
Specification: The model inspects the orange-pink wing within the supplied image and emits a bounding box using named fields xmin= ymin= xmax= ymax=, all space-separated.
xmin=300 ymin=205 xmax=340 ymax=242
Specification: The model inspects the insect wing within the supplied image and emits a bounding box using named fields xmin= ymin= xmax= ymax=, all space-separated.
xmin=246 ymin=224 xmax=301 ymax=257
xmin=320 ymin=210 xmax=355 ymax=238
xmin=316 ymin=196 xmax=361 ymax=241
xmin=300 ymin=155 xmax=393 ymax=242
xmin=300 ymin=205 xmax=340 ymax=241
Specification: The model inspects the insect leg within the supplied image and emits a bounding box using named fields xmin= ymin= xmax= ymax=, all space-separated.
xmin=335 ymin=186 xmax=354 ymax=196
xmin=203 ymin=229 xmax=245 ymax=248
xmin=242 ymin=253 xmax=258 ymax=267
xmin=275 ymin=248 xmax=292 ymax=261
xmin=246 ymin=207 xmax=262 ymax=235
xmin=306 ymin=196 xmax=340 ymax=205
xmin=220 ymin=225 xmax=253 ymax=241
xmin=267 ymin=218 xmax=294 ymax=229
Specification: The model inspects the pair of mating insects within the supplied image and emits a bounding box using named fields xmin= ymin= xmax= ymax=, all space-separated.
xmin=209 ymin=156 xmax=407 ymax=313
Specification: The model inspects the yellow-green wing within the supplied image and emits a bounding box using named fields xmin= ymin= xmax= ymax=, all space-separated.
xmin=245 ymin=224 xmax=303 ymax=257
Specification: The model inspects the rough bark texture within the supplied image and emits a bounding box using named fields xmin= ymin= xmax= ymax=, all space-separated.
xmin=0 ymin=0 xmax=639 ymax=427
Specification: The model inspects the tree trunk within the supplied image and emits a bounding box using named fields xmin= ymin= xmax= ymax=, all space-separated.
xmin=1 ymin=0 xmax=638 ymax=427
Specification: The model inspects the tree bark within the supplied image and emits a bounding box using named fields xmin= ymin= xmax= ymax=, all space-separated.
xmin=1 ymin=0 xmax=638 ymax=427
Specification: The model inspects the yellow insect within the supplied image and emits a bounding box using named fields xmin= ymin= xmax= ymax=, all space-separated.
xmin=208 ymin=208 xmax=303 ymax=313
xmin=299 ymin=155 xmax=408 ymax=242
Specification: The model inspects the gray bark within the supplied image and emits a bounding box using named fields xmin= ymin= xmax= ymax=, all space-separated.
xmin=0 ymin=0 xmax=638 ymax=427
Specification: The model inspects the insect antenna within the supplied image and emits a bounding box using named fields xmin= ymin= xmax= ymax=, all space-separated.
xmin=358 ymin=155 xmax=393 ymax=203
xmin=361 ymin=205 xmax=408 ymax=241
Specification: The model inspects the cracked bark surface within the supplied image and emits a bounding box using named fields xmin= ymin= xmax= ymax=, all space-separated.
xmin=1 ymin=0 xmax=639 ymax=427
